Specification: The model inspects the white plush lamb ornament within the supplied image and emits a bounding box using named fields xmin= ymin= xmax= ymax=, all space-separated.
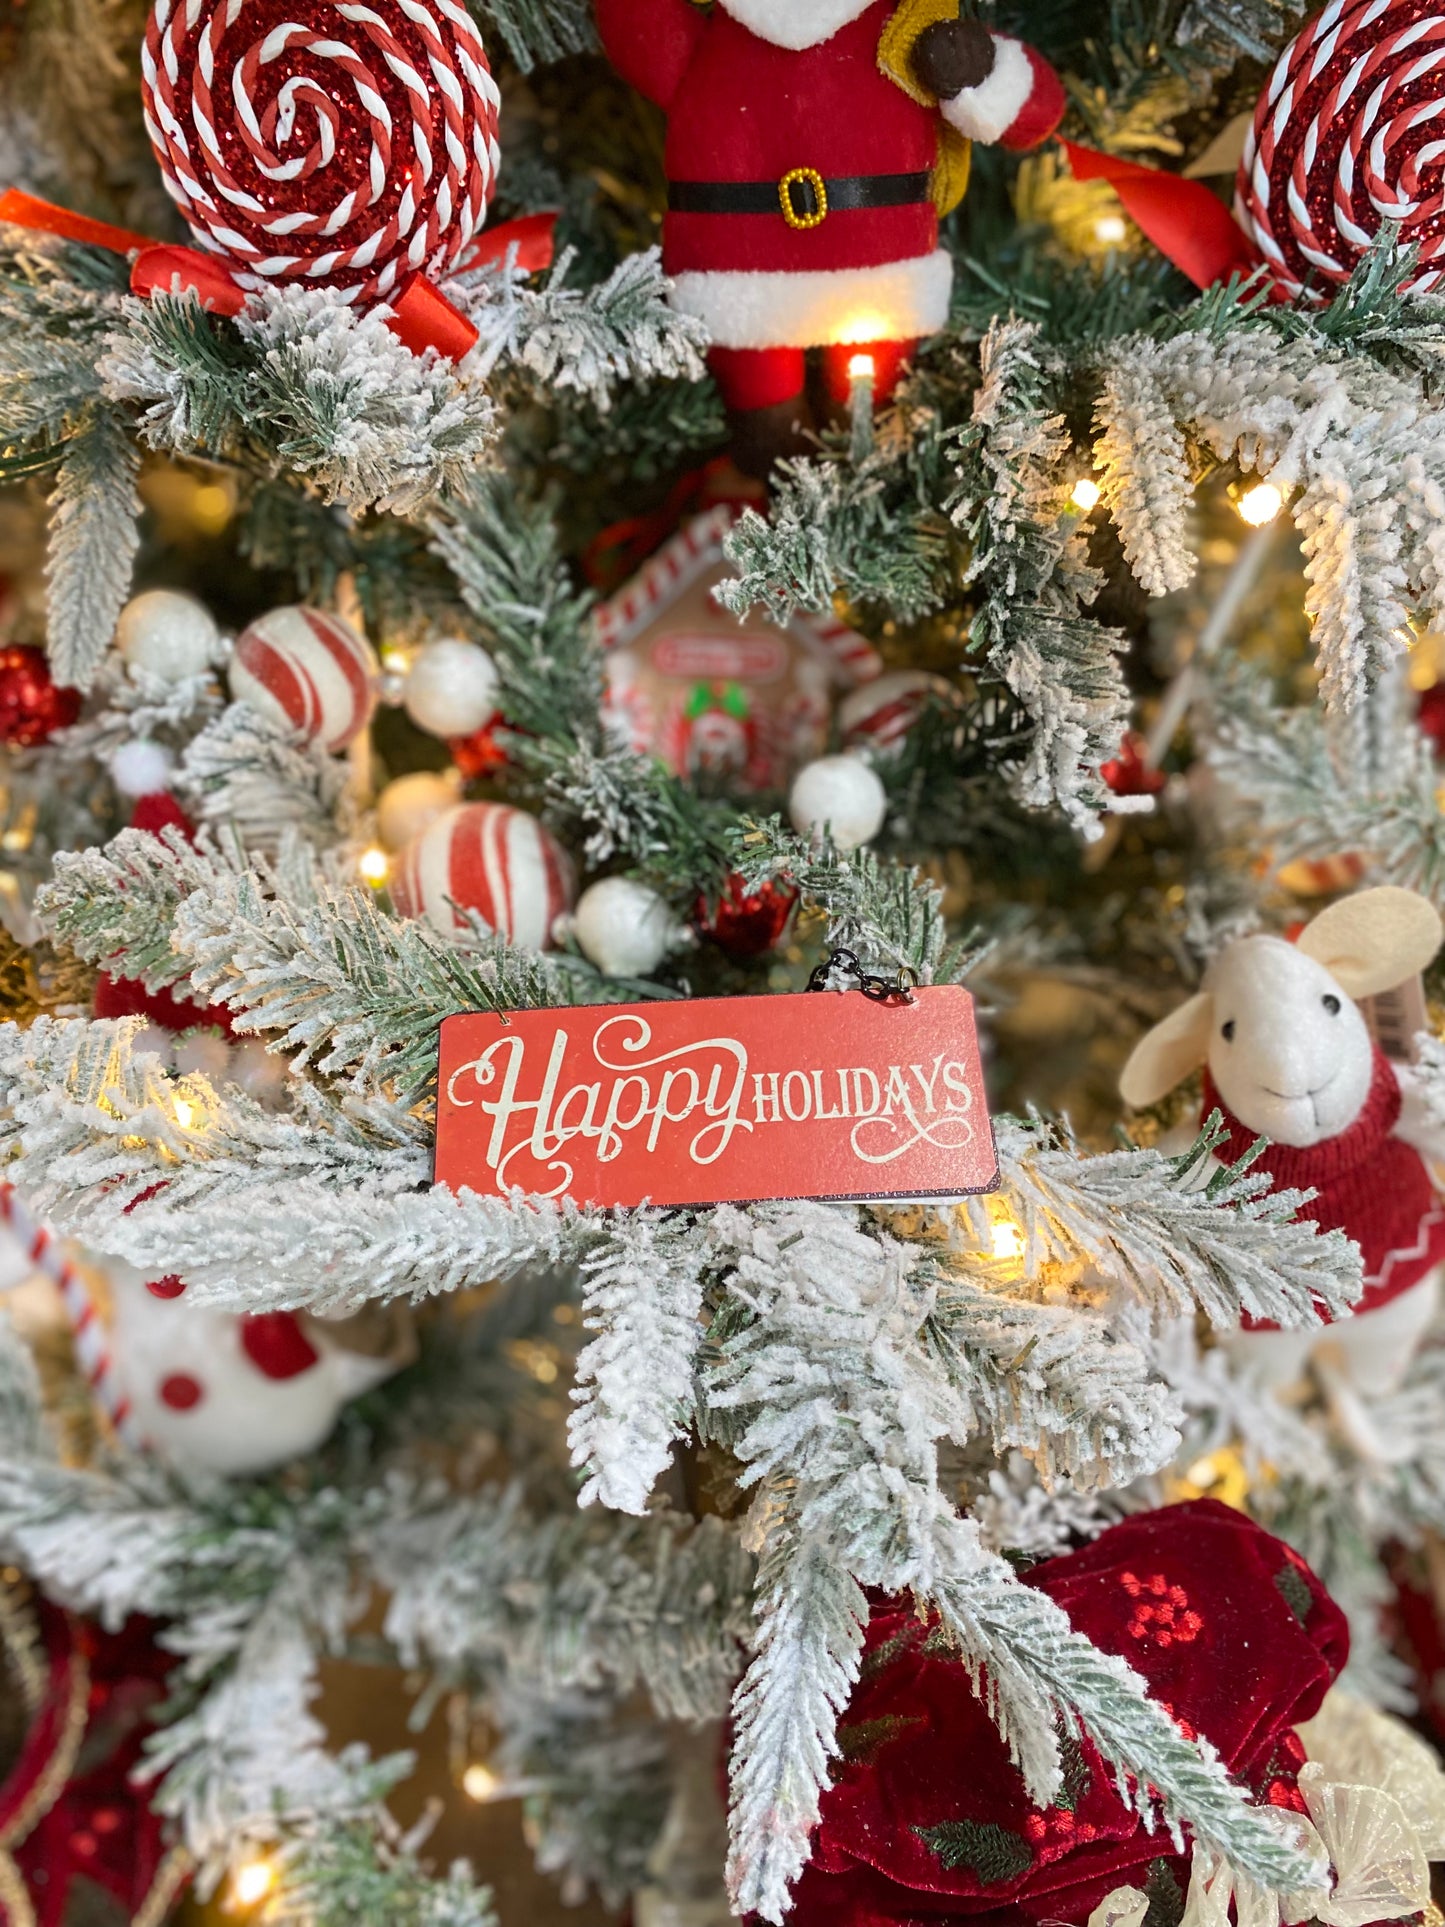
xmin=1120 ymin=888 xmax=1445 ymax=1439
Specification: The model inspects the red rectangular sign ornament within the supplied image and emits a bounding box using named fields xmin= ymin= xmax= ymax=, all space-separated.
xmin=435 ymin=986 xmax=997 ymax=1210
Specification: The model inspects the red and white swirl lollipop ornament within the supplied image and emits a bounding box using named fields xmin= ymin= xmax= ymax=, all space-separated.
xmin=139 ymin=0 xmax=501 ymax=323
xmin=1236 ymin=0 xmax=1445 ymax=300
xmin=230 ymin=604 xmax=379 ymax=751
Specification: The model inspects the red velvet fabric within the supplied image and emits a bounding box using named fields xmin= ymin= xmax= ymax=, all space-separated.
xmin=1202 ymin=1046 xmax=1445 ymax=1319
xmin=788 ymin=1501 xmax=1348 ymax=1927
xmin=1 ymin=1599 xmax=179 ymax=1927
xmin=656 ymin=4 xmax=940 ymax=278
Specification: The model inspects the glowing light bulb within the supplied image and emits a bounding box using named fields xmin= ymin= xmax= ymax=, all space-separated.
xmin=1093 ymin=213 xmax=1128 ymax=246
xmin=847 ymin=352 xmax=876 ymax=382
xmin=358 ymin=846 xmax=389 ymax=886
xmin=463 ymin=1763 xmax=500 ymax=1802
xmin=990 ymin=1219 xmax=1026 ymax=1262
xmin=191 ymin=483 xmax=233 ymax=535
xmin=1237 ymin=481 xmax=1284 ymax=527
xmin=173 ymin=1098 xmax=195 ymax=1130
xmin=229 ymin=1859 xmax=276 ymax=1909
xmin=1070 ymin=477 xmax=1101 ymax=512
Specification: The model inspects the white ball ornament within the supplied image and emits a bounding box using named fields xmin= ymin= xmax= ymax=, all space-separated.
xmin=230 ymin=605 xmax=379 ymax=752
xmin=229 ymin=1037 xmax=289 ymax=1108
xmin=172 ymin=1030 xmax=232 ymax=1082
xmin=789 ymin=754 xmax=887 ymax=850
xmin=376 ymin=770 xmax=460 ymax=852
xmin=402 ymin=638 xmax=499 ymax=739
xmin=573 ymin=877 xmax=676 ymax=978
xmin=115 ymin=590 xmax=219 ymax=682
xmin=108 ymin=739 xmax=176 ymax=798
xmin=392 ymin=802 xmax=575 ymax=948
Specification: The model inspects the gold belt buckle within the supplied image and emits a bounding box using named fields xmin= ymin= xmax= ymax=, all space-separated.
xmin=779 ymin=166 xmax=828 ymax=230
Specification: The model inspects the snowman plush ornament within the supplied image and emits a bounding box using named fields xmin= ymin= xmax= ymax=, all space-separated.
xmin=1121 ymin=888 xmax=1445 ymax=1458
xmin=595 ymin=0 xmax=1064 ymax=472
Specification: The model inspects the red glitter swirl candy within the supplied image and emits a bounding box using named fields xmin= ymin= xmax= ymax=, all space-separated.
xmin=140 ymin=0 xmax=501 ymax=308
xmin=1236 ymin=0 xmax=1445 ymax=301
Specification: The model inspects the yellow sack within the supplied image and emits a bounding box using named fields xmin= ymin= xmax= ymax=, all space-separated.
xmin=876 ymin=0 xmax=973 ymax=214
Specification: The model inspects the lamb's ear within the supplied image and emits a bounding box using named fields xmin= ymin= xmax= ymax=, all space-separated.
xmin=1296 ymin=886 xmax=1444 ymax=998
xmin=1120 ymin=993 xmax=1213 ymax=1109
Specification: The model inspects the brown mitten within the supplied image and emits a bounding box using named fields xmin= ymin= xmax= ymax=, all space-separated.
xmin=909 ymin=15 xmax=996 ymax=98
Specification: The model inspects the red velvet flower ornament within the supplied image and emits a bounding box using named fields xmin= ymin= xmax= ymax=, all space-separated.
xmin=789 ymin=1500 xmax=1348 ymax=1927
xmin=0 ymin=1590 xmax=185 ymax=1927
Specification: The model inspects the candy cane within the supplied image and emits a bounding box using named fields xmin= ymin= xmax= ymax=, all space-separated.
xmin=0 ymin=1184 xmax=145 ymax=1448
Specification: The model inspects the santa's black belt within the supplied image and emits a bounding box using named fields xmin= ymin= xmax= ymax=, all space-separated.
xmin=668 ymin=168 xmax=932 ymax=231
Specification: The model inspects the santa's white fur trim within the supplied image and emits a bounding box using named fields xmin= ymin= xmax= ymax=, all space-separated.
xmin=940 ymin=35 xmax=1034 ymax=144
xmin=715 ymin=0 xmax=874 ymax=50
xmin=670 ymin=250 xmax=953 ymax=350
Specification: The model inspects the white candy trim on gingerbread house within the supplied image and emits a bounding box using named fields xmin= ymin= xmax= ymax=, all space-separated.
xmin=593 ymin=505 xmax=738 ymax=654
xmin=592 ymin=506 xmax=881 ymax=685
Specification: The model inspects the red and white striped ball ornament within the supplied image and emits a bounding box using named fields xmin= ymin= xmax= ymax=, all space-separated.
xmin=230 ymin=604 xmax=379 ymax=751
xmin=391 ymin=801 xmax=575 ymax=948
xmin=140 ymin=0 xmax=501 ymax=307
xmin=1236 ymin=0 xmax=1445 ymax=300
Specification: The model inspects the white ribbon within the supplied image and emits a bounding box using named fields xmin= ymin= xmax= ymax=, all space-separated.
xmin=1086 ymin=1691 xmax=1445 ymax=1927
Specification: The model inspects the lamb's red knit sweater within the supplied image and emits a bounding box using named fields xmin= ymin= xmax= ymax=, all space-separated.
xmin=1202 ymin=1044 xmax=1445 ymax=1320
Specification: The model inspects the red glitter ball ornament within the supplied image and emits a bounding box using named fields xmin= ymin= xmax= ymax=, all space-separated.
xmin=697 ymin=873 xmax=798 ymax=959
xmin=0 ymin=645 xmax=81 ymax=746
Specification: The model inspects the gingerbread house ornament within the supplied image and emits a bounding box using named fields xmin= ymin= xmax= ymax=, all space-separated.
xmin=595 ymin=506 xmax=881 ymax=792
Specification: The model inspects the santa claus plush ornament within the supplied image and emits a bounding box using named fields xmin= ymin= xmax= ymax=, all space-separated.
xmin=596 ymin=0 xmax=1064 ymax=472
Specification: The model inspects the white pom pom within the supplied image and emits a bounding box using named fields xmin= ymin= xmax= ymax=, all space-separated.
xmin=230 ymin=1036 xmax=289 ymax=1107
xmin=131 ymin=1025 xmax=176 ymax=1068
xmin=403 ymin=638 xmax=499 ymax=739
xmin=114 ymin=590 xmax=219 ymax=682
xmin=376 ymin=770 xmax=460 ymax=852
xmin=788 ymin=754 xmax=887 ymax=850
xmin=573 ymin=877 xmax=676 ymax=978
xmin=172 ymin=1030 xmax=231 ymax=1081
xmin=109 ymin=739 xmax=176 ymax=797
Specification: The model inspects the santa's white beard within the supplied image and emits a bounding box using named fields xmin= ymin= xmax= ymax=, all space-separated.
xmin=714 ymin=0 xmax=875 ymax=49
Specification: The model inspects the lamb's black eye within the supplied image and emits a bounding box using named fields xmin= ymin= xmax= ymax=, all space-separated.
xmin=1322 ymin=994 xmax=1341 ymax=1016
xmin=1221 ymin=1020 xmax=1236 ymax=1042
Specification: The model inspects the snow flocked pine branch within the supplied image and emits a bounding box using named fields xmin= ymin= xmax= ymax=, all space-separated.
xmin=963 ymin=1111 xmax=1364 ymax=1329
xmin=700 ymin=1201 xmax=1318 ymax=1923
xmin=955 ymin=319 xmax=1132 ymax=832
xmin=0 ymin=1304 xmax=755 ymax=1903
xmin=1205 ymin=664 xmax=1445 ymax=906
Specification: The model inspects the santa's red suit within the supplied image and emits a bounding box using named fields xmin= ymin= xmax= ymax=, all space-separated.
xmin=594 ymin=0 xmax=1064 ymax=411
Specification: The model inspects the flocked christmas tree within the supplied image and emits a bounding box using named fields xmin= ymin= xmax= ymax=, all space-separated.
xmin=10 ymin=0 xmax=1445 ymax=1923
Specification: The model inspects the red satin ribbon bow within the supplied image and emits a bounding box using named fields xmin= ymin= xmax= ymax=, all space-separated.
xmin=1059 ymin=141 xmax=1262 ymax=291
xmin=0 ymin=189 xmax=558 ymax=361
